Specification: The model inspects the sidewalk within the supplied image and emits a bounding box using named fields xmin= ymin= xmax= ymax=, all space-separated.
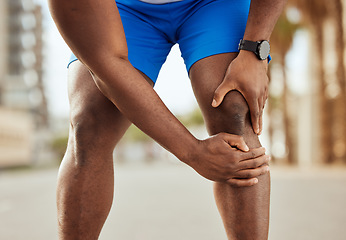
xmin=0 ymin=164 xmax=346 ymax=240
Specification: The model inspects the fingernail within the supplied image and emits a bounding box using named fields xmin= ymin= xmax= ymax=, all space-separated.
xmin=254 ymin=178 xmax=258 ymax=184
xmin=212 ymin=99 xmax=217 ymax=107
xmin=245 ymin=145 xmax=249 ymax=151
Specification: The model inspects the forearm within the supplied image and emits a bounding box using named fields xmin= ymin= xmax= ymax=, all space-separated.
xmin=243 ymin=0 xmax=287 ymax=41
xmin=48 ymin=0 xmax=197 ymax=162
xmin=91 ymin=56 xmax=198 ymax=162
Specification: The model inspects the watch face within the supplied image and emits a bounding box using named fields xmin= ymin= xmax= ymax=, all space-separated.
xmin=258 ymin=41 xmax=270 ymax=60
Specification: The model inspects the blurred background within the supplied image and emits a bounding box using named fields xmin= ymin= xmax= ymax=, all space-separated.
xmin=0 ymin=0 xmax=346 ymax=239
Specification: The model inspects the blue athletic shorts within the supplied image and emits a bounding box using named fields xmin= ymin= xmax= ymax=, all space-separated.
xmin=68 ymin=0 xmax=251 ymax=83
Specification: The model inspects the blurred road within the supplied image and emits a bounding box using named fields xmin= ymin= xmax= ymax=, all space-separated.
xmin=1 ymin=164 xmax=346 ymax=240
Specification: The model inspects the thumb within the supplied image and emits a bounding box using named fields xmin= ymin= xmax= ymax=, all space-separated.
xmin=222 ymin=133 xmax=249 ymax=152
xmin=211 ymin=81 xmax=234 ymax=108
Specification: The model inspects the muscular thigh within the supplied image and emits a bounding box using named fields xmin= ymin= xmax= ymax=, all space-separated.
xmin=67 ymin=61 xmax=153 ymax=149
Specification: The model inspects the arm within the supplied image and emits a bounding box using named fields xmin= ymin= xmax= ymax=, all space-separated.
xmin=212 ymin=0 xmax=287 ymax=134
xmin=48 ymin=0 xmax=270 ymax=186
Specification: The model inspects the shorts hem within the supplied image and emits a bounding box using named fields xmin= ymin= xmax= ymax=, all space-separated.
xmin=184 ymin=39 xmax=272 ymax=73
xmin=67 ymin=54 xmax=157 ymax=84
xmin=67 ymin=58 xmax=79 ymax=68
xmin=127 ymin=56 xmax=159 ymax=84
xmin=183 ymin=38 xmax=240 ymax=73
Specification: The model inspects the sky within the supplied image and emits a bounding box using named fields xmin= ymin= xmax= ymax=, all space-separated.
xmin=35 ymin=0 xmax=308 ymax=119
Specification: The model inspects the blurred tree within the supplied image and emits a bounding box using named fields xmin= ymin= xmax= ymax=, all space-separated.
xmin=289 ymin=0 xmax=335 ymax=163
xmin=270 ymin=10 xmax=299 ymax=164
xmin=328 ymin=0 xmax=346 ymax=162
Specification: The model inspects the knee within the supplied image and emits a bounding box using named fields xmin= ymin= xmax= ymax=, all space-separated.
xmin=69 ymin=107 xmax=113 ymax=154
xmin=222 ymin=91 xmax=249 ymax=124
xmin=208 ymin=90 xmax=250 ymax=135
xmin=65 ymin=109 xmax=114 ymax=167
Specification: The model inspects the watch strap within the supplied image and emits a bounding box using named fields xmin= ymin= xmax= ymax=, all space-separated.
xmin=238 ymin=39 xmax=258 ymax=52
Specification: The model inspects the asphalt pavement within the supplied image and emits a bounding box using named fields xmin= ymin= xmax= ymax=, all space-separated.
xmin=1 ymin=163 xmax=346 ymax=240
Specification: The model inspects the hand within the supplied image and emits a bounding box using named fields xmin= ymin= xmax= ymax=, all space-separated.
xmin=211 ymin=50 xmax=269 ymax=135
xmin=186 ymin=133 xmax=270 ymax=187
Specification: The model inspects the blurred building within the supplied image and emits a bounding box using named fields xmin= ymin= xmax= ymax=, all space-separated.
xmin=0 ymin=0 xmax=48 ymax=167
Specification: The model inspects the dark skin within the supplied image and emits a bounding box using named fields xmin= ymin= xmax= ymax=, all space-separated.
xmin=212 ymin=0 xmax=287 ymax=134
xmin=48 ymin=0 xmax=272 ymax=187
xmin=48 ymin=0 xmax=286 ymax=239
xmin=190 ymin=53 xmax=271 ymax=239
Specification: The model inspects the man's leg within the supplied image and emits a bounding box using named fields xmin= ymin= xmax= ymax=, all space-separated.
xmin=57 ymin=61 xmax=153 ymax=240
xmin=189 ymin=53 xmax=270 ymax=240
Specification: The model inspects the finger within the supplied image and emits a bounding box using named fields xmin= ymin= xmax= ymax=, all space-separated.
xmin=226 ymin=178 xmax=258 ymax=187
xmin=235 ymin=164 xmax=270 ymax=179
xmin=258 ymin=114 xmax=263 ymax=135
xmin=239 ymin=147 xmax=266 ymax=160
xmin=211 ymin=82 xmax=234 ymax=108
xmin=258 ymin=97 xmax=264 ymax=135
xmin=263 ymin=93 xmax=268 ymax=109
xmin=222 ymin=133 xmax=249 ymax=152
xmin=247 ymin=97 xmax=260 ymax=134
xmin=264 ymin=88 xmax=269 ymax=103
xmin=260 ymin=91 xmax=269 ymax=134
xmin=238 ymin=154 xmax=270 ymax=169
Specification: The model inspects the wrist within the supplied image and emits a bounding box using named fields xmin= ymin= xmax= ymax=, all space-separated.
xmin=176 ymin=137 xmax=201 ymax=166
xmin=238 ymin=39 xmax=270 ymax=61
xmin=238 ymin=50 xmax=268 ymax=69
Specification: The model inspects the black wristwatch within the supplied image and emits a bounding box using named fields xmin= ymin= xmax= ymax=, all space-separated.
xmin=238 ymin=39 xmax=270 ymax=60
